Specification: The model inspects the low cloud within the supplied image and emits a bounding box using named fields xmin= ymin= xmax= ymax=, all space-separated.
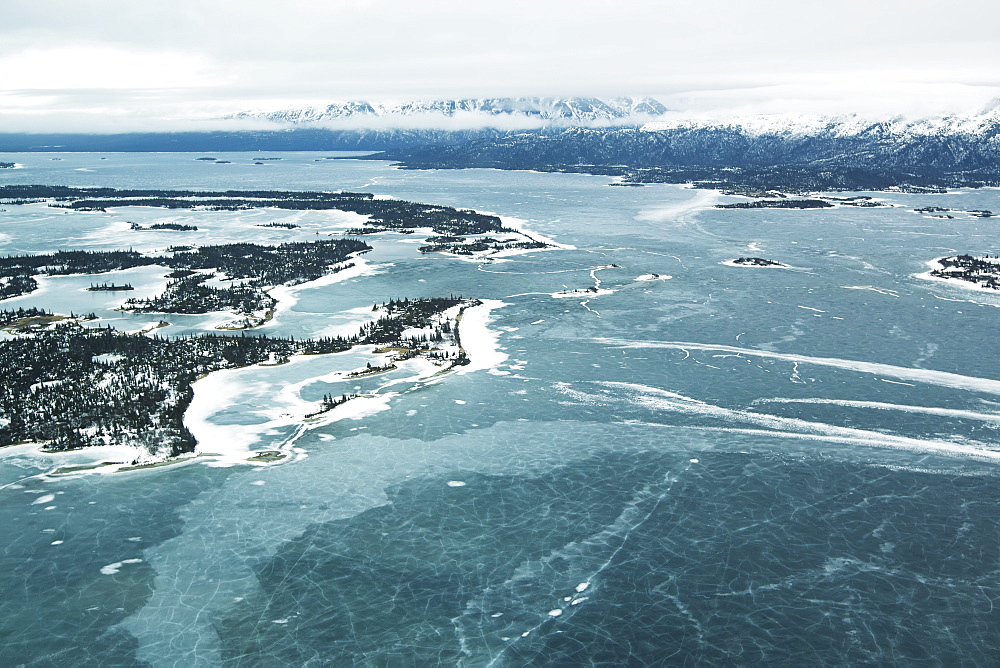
xmin=1 ymin=1 xmax=998 ymax=133
xmin=226 ymin=109 xmax=673 ymax=132
xmin=657 ymin=79 xmax=1000 ymax=121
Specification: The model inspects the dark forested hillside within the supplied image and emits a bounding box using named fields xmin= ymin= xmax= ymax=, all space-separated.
xmin=370 ymin=123 xmax=1000 ymax=191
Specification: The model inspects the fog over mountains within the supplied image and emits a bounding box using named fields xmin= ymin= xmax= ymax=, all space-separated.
xmin=642 ymin=101 xmax=1000 ymax=139
xmin=353 ymin=99 xmax=1000 ymax=188
xmin=227 ymin=95 xmax=1000 ymax=138
xmin=5 ymin=96 xmax=1000 ymax=190
xmin=227 ymin=96 xmax=670 ymax=128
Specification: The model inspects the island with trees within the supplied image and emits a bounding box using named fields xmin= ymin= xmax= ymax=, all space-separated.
xmin=730 ymin=257 xmax=786 ymax=267
xmin=2 ymin=185 xmax=548 ymax=257
xmin=716 ymin=199 xmax=834 ymax=210
xmin=0 ymin=238 xmax=372 ymax=327
xmin=0 ymin=295 xmax=478 ymax=464
xmin=0 ymin=184 xmax=510 ymax=469
xmin=928 ymin=255 xmax=1000 ymax=290
xmin=418 ymin=236 xmax=548 ymax=255
xmin=256 ymin=221 xmax=300 ymax=229
xmin=130 ymin=222 xmax=199 ymax=231
xmin=914 ymin=206 xmax=994 ymax=219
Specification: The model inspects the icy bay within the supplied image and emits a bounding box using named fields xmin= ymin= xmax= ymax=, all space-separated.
xmin=0 ymin=152 xmax=998 ymax=665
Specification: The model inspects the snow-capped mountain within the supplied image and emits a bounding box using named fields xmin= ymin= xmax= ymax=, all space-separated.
xmin=640 ymin=102 xmax=1000 ymax=139
xmin=371 ymin=104 xmax=1000 ymax=189
xmin=7 ymin=101 xmax=999 ymax=190
xmin=228 ymin=96 xmax=668 ymax=127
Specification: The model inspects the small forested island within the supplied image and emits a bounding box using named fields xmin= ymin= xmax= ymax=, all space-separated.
xmin=307 ymin=392 xmax=360 ymax=418
xmin=256 ymin=221 xmax=300 ymax=229
xmin=130 ymin=222 xmax=199 ymax=231
xmin=419 ymin=235 xmax=547 ymax=255
xmin=929 ymin=255 xmax=1000 ymax=290
xmin=821 ymin=196 xmax=886 ymax=207
xmin=716 ymin=199 xmax=834 ymax=210
xmin=914 ymin=206 xmax=993 ymax=218
xmin=0 ymin=296 xmax=477 ymax=463
xmin=731 ymin=257 xmax=785 ymax=267
xmin=344 ymin=226 xmax=414 ymax=235
xmin=87 ymin=282 xmax=134 ymax=292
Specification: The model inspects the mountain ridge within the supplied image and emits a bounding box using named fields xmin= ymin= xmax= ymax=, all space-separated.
xmin=363 ymin=110 xmax=1000 ymax=192
xmin=227 ymin=96 xmax=669 ymax=127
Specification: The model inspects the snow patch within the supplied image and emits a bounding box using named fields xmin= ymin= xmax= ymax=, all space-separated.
xmin=456 ymin=300 xmax=509 ymax=375
xmin=100 ymin=558 xmax=144 ymax=575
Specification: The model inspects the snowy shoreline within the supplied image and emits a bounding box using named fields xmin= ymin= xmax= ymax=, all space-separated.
xmin=262 ymin=255 xmax=382 ymax=329
xmin=496 ymin=215 xmax=575 ymax=251
xmin=915 ymin=258 xmax=1000 ymax=294
xmin=0 ymin=197 xmax=536 ymax=477
xmin=456 ymin=299 xmax=509 ymax=374
xmin=182 ymin=299 xmax=510 ymax=466
xmin=0 ymin=295 xmax=512 ymax=478
xmin=1 ymin=298 xmax=512 ymax=477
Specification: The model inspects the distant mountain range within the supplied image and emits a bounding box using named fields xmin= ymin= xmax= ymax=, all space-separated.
xmin=365 ymin=104 xmax=1000 ymax=190
xmin=5 ymin=98 xmax=1000 ymax=191
xmin=227 ymin=96 xmax=669 ymax=127
xmin=642 ymin=105 xmax=1000 ymax=140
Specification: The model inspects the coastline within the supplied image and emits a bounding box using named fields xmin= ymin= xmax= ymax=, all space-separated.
xmin=436 ymin=215 xmax=573 ymax=264
xmin=496 ymin=215 xmax=575 ymax=251
xmin=0 ymin=183 xmax=528 ymax=478
xmin=0 ymin=297 xmax=509 ymax=477
xmin=0 ymin=246 xmax=517 ymax=478
xmin=263 ymin=255 xmax=382 ymax=329
xmin=915 ymin=258 xmax=1000 ymax=294
xmin=179 ymin=298 xmax=511 ymax=466
xmin=0 ymin=442 xmax=150 ymax=480
xmin=99 ymin=256 xmax=380 ymax=333
xmin=455 ymin=299 xmax=509 ymax=375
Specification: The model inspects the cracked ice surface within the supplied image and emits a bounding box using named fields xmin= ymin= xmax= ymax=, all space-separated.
xmin=2 ymin=155 xmax=1000 ymax=666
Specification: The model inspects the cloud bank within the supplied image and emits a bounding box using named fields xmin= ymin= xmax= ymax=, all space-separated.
xmin=1 ymin=0 xmax=998 ymax=132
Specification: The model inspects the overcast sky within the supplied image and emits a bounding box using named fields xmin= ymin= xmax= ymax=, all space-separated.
xmin=2 ymin=0 xmax=999 ymax=132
